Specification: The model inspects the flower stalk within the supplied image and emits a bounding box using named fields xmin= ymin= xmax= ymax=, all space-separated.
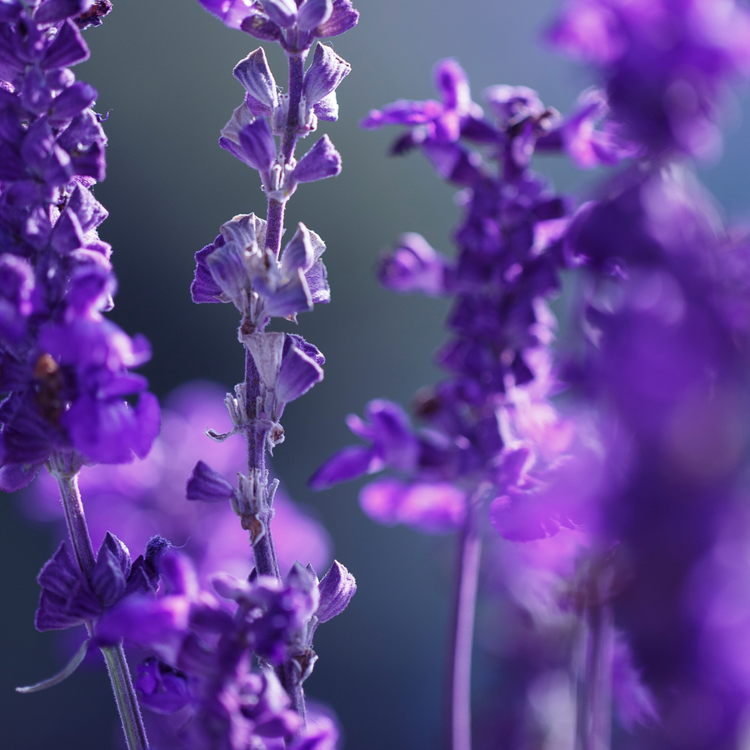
xmin=445 ymin=491 xmax=483 ymax=750
xmin=51 ymin=459 xmax=150 ymax=750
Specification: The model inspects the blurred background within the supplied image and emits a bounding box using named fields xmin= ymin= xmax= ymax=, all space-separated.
xmin=2 ymin=0 xmax=750 ymax=747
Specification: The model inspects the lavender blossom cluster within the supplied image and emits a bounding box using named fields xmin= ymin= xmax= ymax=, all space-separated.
xmin=7 ymin=0 xmax=750 ymax=749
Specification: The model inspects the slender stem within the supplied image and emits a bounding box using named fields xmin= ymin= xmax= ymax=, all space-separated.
xmin=265 ymin=198 xmax=286 ymax=257
xmin=51 ymin=458 xmax=150 ymax=750
xmin=264 ymin=52 xmax=306 ymax=257
xmin=244 ymin=348 xmax=280 ymax=579
xmin=575 ymin=570 xmax=613 ymax=750
xmin=445 ymin=493 xmax=482 ymax=750
xmin=101 ymin=644 xmax=150 ymax=750
xmin=248 ymin=45 xmax=311 ymax=730
xmin=281 ymin=53 xmax=306 ymax=162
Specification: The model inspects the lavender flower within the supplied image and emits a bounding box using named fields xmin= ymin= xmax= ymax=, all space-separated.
xmin=0 ymin=1 xmax=159 ymax=490
xmin=188 ymin=0 xmax=359 ymax=733
xmin=97 ymin=548 xmax=354 ymax=749
xmin=0 ymin=5 xmax=160 ymax=747
xmin=548 ymin=0 xmax=750 ymax=158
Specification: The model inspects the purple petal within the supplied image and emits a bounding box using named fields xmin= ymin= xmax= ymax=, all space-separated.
xmin=191 ymin=241 xmax=225 ymax=304
xmin=275 ymin=343 xmax=324 ymax=403
xmin=49 ymin=81 xmax=97 ymax=124
xmin=378 ymin=232 xmax=450 ymax=296
xmin=233 ymin=47 xmax=277 ymax=113
xmin=41 ymin=20 xmax=89 ymax=70
xmin=0 ymin=461 xmax=42 ymax=491
xmin=312 ymin=91 xmax=339 ymax=121
xmin=37 ymin=542 xmax=82 ymax=600
xmin=309 ymin=445 xmax=377 ymax=489
xmin=358 ymin=477 xmax=403 ymax=525
xmin=186 ymin=460 xmax=235 ymax=503
xmin=238 ymin=118 xmax=276 ymax=171
xmin=35 ymin=0 xmax=93 ymax=25
xmin=292 ymin=134 xmax=341 ymax=183
xmin=285 ymin=333 xmax=325 ymax=366
xmin=240 ymin=11 xmax=283 ymax=41
xmin=0 ymin=1 xmax=21 ymax=22
xmin=314 ymin=0 xmax=358 ymax=37
xmin=67 ymin=183 xmax=108 ymax=233
xmin=365 ymin=399 xmax=419 ymax=471
xmin=197 ymin=0 xmax=258 ymax=30
xmin=50 ymin=208 xmax=84 ymax=254
xmin=280 ymin=223 xmax=315 ymax=274
xmin=360 ymin=99 xmax=443 ymax=129
xmin=96 ymin=595 xmax=190 ymax=657
xmin=316 ymin=560 xmax=356 ymax=623
xmin=305 ymin=259 xmax=330 ymax=304
xmin=259 ymin=0 xmax=297 ymax=27
xmin=206 ymin=239 xmax=248 ymax=302
xmin=91 ymin=532 xmax=130 ymax=607
xmin=396 ymin=482 xmax=466 ymax=533
xmin=433 ymin=58 xmax=471 ymax=114
xmin=297 ymin=0 xmax=331 ymax=31
xmin=255 ymin=268 xmax=313 ymax=318
xmin=303 ymin=43 xmax=351 ymax=106
xmin=134 ymin=657 xmax=192 ymax=715
xmin=21 ymin=68 xmax=53 ymax=115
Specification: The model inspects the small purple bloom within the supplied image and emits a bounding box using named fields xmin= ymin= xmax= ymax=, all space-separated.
xmin=292 ymin=135 xmax=341 ymax=183
xmin=377 ymin=232 xmax=453 ymax=297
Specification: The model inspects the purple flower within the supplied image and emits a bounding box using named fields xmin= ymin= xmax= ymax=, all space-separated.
xmin=191 ymin=213 xmax=330 ymax=329
xmin=377 ymin=233 xmax=454 ymax=297
xmin=0 ymin=4 xmax=159 ymax=485
xmin=548 ymin=0 xmax=750 ymax=157
xmin=98 ymin=549 xmax=352 ymax=747
xmin=198 ymin=0 xmax=359 ymax=51
xmin=35 ymin=532 xmax=158 ymax=631
xmin=362 ymin=58 xmax=479 ymax=146
xmin=134 ymin=657 xmax=192 ymax=715
xmin=309 ymin=399 xmax=419 ymax=489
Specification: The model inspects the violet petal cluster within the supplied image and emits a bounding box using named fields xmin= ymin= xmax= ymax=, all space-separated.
xmin=0 ymin=0 xmax=159 ymax=490
xmin=548 ymin=0 xmax=750 ymax=158
xmin=35 ymin=531 xmax=160 ymax=631
xmin=97 ymin=548 xmax=354 ymax=749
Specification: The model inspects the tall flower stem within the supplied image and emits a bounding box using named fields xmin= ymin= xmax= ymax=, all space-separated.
xmin=244 ymin=349 xmax=281 ymax=579
xmin=445 ymin=490 xmax=483 ymax=750
xmin=245 ymin=45 xmax=311 ymax=726
xmin=575 ymin=569 xmax=613 ymax=750
xmin=50 ymin=457 xmax=150 ymax=750
xmin=265 ymin=51 xmax=307 ymax=257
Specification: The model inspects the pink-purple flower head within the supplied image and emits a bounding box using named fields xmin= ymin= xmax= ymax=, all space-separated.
xmin=548 ymin=0 xmax=750 ymax=158
xmin=197 ymin=0 xmax=358 ymax=52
